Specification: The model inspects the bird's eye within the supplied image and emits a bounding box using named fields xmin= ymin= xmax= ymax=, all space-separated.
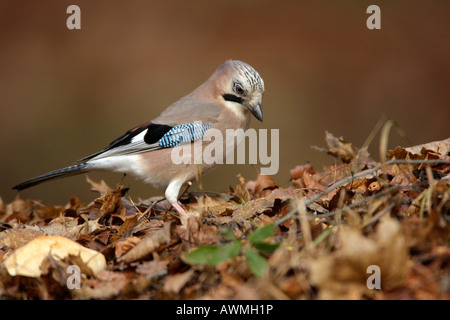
xmin=235 ymin=84 xmax=244 ymax=95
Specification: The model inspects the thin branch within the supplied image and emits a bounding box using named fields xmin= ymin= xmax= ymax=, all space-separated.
xmin=363 ymin=203 xmax=396 ymax=228
xmin=276 ymin=158 xmax=450 ymax=226
xmin=315 ymin=189 xmax=402 ymax=220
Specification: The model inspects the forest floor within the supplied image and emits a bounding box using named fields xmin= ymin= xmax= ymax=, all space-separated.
xmin=1 ymin=132 xmax=449 ymax=300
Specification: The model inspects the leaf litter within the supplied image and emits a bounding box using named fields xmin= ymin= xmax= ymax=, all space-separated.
xmin=0 ymin=133 xmax=449 ymax=300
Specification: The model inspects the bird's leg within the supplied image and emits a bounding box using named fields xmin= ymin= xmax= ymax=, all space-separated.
xmin=169 ymin=200 xmax=188 ymax=216
xmin=165 ymin=179 xmax=190 ymax=216
xmin=172 ymin=181 xmax=193 ymax=217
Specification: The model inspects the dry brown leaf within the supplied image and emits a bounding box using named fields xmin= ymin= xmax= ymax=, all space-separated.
xmin=74 ymin=218 xmax=106 ymax=236
xmin=404 ymin=138 xmax=450 ymax=156
xmin=72 ymin=270 xmax=129 ymax=300
xmin=232 ymin=198 xmax=275 ymax=221
xmin=328 ymin=187 xmax=355 ymax=211
xmin=117 ymin=214 xmax=139 ymax=236
xmin=118 ymin=221 xmax=179 ymax=263
xmin=6 ymin=195 xmax=34 ymax=216
xmin=313 ymin=163 xmax=357 ymax=188
xmin=196 ymin=195 xmax=238 ymax=217
xmin=115 ymin=236 xmax=142 ymax=258
xmin=234 ymin=174 xmax=252 ymax=202
xmin=351 ymin=146 xmax=373 ymax=173
xmin=197 ymin=224 xmax=219 ymax=244
xmin=388 ymin=146 xmax=415 ymax=160
xmin=136 ymin=260 xmax=169 ymax=277
xmin=86 ymin=176 xmax=113 ymax=195
xmin=79 ymin=185 xmax=124 ymax=220
xmin=246 ymin=174 xmax=277 ymax=195
xmin=33 ymin=205 xmax=63 ymax=221
xmin=278 ymin=275 xmax=309 ymax=298
xmin=367 ymin=181 xmax=382 ymax=192
xmin=291 ymin=166 xmax=327 ymax=191
xmin=390 ymin=169 xmax=418 ymax=186
xmin=4 ymin=196 xmax=35 ymax=224
xmin=218 ymin=271 xmax=261 ymax=299
xmin=64 ymin=196 xmax=84 ymax=211
xmin=323 ymin=131 xmax=356 ymax=163
xmin=41 ymin=216 xmax=79 ymax=235
xmin=164 ymin=269 xmax=194 ymax=294
xmin=308 ymin=215 xmax=410 ymax=299
xmin=1 ymin=133 xmax=448 ymax=300
xmin=290 ymin=163 xmax=317 ymax=180
xmin=185 ymin=215 xmax=200 ymax=244
xmin=229 ymin=187 xmax=298 ymax=222
xmin=4 ymin=235 xmax=106 ymax=277
xmin=0 ymin=228 xmax=44 ymax=256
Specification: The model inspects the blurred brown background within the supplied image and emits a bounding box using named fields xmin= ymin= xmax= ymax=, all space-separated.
xmin=1 ymin=1 xmax=449 ymax=205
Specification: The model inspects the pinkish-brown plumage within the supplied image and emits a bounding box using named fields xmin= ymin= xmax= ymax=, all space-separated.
xmin=13 ymin=60 xmax=265 ymax=216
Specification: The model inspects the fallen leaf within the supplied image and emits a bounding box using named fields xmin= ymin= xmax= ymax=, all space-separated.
xmin=33 ymin=205 xmax=63 ymax=221
xmin=79 ymin=185 xmax=125 ymax=220
xmin=290 ymin=163 xmax=317 ymax=180
xmin=72 ymin=270 xmax=129 ymax=300
xmin=196 ymin=195 xmax=238 ymax=217
xmin=117 ymin=214 xmax=139 ymax=236
xmin=136 ymin=260 xmax=168 ymax=278
xmin=308 ymin=215 xmax=410 ymax=299
xmin=0 ymin=228 xmax=44 ymax=254
xmin=4 ymin=235 xmax=106 ymax=277
xmin=291 ymin=165 xmax=327 ymax=191
xmin=164 ymin=269 xmax=195 ymax=294
xmin=118 ymin=221 xmax=179 ymax=263
xmin=86 ymin=176 xmax=113 ymax=195
xmin=328 ymin=187 xmax=355 ymax=211
xmin=405 ymin=138 xmax=450 ymax=156
xmin=232 ymin=198 xmax=275 ymax=221
xmin=115 ymin=236 xmax=142 ymax=258
xmin=234 ymin=174 xmax=252 ymax=203
xmin=246 ymin=174 xmax=277 ymax=196
xmin=319 ymin=131 xmax=357 ymax=163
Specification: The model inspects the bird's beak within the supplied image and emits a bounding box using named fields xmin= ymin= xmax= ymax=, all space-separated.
xmin=248 ymin=103 xmax=263 ymax=122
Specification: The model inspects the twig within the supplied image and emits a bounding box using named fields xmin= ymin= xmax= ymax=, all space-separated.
xmin=313 ymin=185 xmax=405 ymax=220
xmin=362 ymin=202 xmax=396 ymax=227
xmin=276 ymin=158 xmax=450 ymax=226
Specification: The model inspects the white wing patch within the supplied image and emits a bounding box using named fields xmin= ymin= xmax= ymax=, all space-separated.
xmin=131 ymin=130 xmax=147 ymax=143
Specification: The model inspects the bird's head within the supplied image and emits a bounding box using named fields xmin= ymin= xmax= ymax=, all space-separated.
xmin=215 ymin=60 xmax=265 ymax=122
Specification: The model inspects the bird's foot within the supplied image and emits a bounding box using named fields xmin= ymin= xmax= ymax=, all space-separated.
xmin=169 ymin=200 xmax=188 ymax=216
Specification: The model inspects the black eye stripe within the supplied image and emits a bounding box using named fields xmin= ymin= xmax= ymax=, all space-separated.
xmin=223 ymin=94 xmax=243 ymax=104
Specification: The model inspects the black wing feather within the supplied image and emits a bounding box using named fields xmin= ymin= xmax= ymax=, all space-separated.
xmin=77 ymin=122 xmax=173 ymax=162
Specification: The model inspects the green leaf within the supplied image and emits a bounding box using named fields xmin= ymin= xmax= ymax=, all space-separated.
xmin=216 ymin=241 xmax=242 ymax=263
xmin=185 ymin=241 xmax=242 ymax=266
xmin=251 ymin=241 xmax=280 ymax=254
xmin=244 ymin=248 xmax=268 ymax=277
xmin=247 ymin=224 xmax=276 ymax=244
xmin=184 ymin=245 xmax=216 ymax=265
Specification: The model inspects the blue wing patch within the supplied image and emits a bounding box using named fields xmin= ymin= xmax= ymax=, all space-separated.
xmin=158 ymin=123 xmax=212 ymax=148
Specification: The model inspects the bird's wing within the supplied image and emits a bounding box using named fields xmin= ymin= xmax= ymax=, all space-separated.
xmin=77 ymin=104 xmax=216 ymax=162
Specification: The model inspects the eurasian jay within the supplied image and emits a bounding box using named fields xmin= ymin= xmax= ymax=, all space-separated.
xmin=13 ymin=60 xmax=265 ymax=216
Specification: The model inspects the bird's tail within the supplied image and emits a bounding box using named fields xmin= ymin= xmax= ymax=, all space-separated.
xmin=12 ymin=163 xmax=91 ymax=191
